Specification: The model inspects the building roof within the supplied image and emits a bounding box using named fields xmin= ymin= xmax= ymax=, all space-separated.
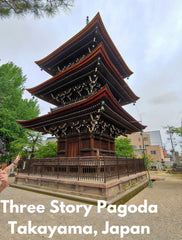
xmin=17 ymin=86 xmax=145 ymax=136
xmin=28 ymin=44 xmax=139 ymax=106
xmin=35 ymin=12 xmax=133 ymax=78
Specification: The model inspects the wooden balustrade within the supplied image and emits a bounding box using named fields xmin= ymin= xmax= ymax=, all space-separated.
xmin=18 ymin=156 xmax=145 ymax=182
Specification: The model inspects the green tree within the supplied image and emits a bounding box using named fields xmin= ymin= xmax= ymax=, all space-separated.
xmin=164 ymin=126 xmax=179 ymax=152
xmin=115 ymin=138 xmax=134 ymax=157
xmin=165 ymin=125 xmax=182 ymax=158
xmin=173 ymin=126 xmax=182 ymax=137
xmin=0 ymin=0 xmax=74 ymax=18
xmin=10 ymin=130 xmax=42 ymax=158
xmin=35 ymin=141 xmax=57 ymax=158
xmin=142 ymin=153 xmax=153 ymax=169
xmin=0 ymin=62 xmax=39 ymax=151
xmin=164 ymin=125 xmax=182 ymax=137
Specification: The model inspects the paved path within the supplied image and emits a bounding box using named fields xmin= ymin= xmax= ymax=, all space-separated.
xmin=0 ymin=172 xmax=181 ymax=240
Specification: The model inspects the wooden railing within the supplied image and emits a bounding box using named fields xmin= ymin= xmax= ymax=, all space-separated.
xmin=18 ymin=156 xmax=145 ymax=183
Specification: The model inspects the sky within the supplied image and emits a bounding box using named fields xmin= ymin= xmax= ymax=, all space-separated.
xmin=0 ymin=0 xmax=182 ymax=152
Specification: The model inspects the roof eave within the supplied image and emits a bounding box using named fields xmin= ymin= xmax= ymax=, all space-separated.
xmin=35 ymin=12 xmax=133 ymax=78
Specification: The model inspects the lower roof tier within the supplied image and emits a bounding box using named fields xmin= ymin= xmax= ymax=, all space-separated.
xmin=17 ymin=86 xmax=146 ymax=138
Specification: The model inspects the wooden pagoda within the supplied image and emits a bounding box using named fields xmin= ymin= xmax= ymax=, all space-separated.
xmin=17 ymin=13 xmax=145 ymax=158
xmin=15 ymin=13 xmax=147 ymax=202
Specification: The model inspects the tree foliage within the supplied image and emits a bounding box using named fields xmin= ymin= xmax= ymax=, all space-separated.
xmin=0 ymin=0 xmax=74 ymax=18
xmin=165 ymin=125 xmax=182 ymax=137
xmin=115 ymin=138 xmax=134 ymax=158
xmin=10 ymin=130 xmax=42 ymax=158
xmin=142 ymin=153 xmax=153 ymax=169
xmin=0 ymin=62 xmax=39 ymax=151
xmin=11 ymin=132 xmax=57 ymax=158
xmin=173 ymin=127 xmax=182 ymax=137
xmin=35 ymin=141 xmax=57 ymax=158
xmin=164 ymin=125 xmax=182 ymax=151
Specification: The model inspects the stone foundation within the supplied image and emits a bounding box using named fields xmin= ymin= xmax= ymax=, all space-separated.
xmin=14 ymin=171 xmax=147 ymax=203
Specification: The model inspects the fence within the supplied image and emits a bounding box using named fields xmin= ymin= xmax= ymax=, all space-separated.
xmin=18 ymin=156 xmax=145 ymax=183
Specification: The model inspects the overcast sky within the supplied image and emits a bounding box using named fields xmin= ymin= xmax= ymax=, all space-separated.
xmin=0 ymin=0 xmax=182 ymax=152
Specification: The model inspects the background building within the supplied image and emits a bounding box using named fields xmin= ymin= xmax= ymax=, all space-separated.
xmin=149 ymin=130 xmax=163 ymax=147
xmin=127 ymin=130 xmax=171 ymax=165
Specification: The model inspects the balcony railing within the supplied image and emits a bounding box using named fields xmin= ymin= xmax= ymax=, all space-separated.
xmin=18 ymin=156 xmax=145 ymax=183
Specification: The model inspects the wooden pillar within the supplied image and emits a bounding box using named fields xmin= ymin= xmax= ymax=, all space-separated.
xmin=65 ymin=137 xmax=68 ymax=157
xmin=108 ymin=140 xmax=111 ymax=155
xmin=57 ymin=138 xmax=59 ymax=156
xmin=90 ymin=134 xmax=94 ymax=156
xmin=99 ymin=136 xmax=102 ymax=155
xmin=108 ymin=140 xmax=111 ymax=150
xmin=78 ymin=135 xmax=81 ymax=156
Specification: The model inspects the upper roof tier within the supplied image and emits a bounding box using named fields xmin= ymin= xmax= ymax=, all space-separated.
xmin=28 ymin=44 xmax=139 ymax=107
xmin=35 ymin=12 xmax=133 ymax=78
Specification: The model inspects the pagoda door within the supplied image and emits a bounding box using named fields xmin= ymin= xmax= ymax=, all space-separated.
xmin=67 ymin=139 xmax=79 ymax=157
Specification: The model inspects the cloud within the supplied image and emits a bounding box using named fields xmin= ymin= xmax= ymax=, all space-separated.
xmin=0 ymin=0 xmax=182 ymax=152
xmin=149 ymin=92 xmax=179 ymax=105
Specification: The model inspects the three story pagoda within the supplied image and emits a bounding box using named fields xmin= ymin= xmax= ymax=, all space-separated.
xmin=15 ymin=13 xmax=147 ymax=202
xmin=17 ymin=13 xmax=145 ymax=158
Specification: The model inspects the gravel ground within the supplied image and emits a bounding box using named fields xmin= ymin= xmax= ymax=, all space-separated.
xmin=0 ymin=172 xmax=181 ymax=240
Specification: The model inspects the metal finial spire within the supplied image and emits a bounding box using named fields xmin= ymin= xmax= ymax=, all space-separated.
xmin=86 ymin=16 xmax=89 ymax=25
